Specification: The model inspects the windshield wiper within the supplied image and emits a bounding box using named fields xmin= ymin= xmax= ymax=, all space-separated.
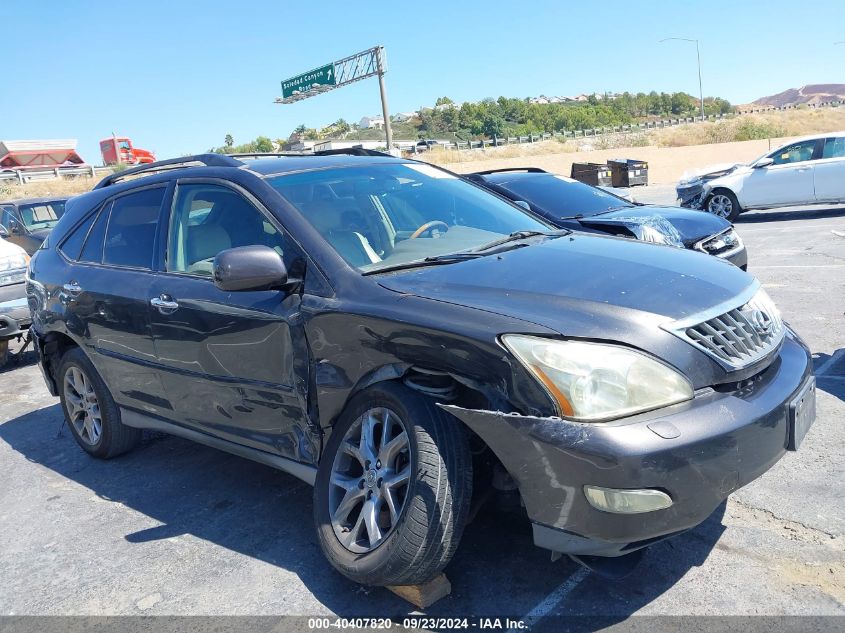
xmin=468 ymin=229 xmax=570 ymax=253
xmin=362 ymin=230 xmax=569 ymax=276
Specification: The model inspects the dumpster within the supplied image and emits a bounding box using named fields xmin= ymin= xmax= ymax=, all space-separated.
xmin=607 ymin=159 xmax=649 ymax=187
xmin=570 ymin=162 xmax=612 ymax=187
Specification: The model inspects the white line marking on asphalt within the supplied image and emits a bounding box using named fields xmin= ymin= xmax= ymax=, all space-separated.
xmin=816 ymin=349 xmax=845 ymax=376
xmin=508 ymin=566 xmax=590 ymax=632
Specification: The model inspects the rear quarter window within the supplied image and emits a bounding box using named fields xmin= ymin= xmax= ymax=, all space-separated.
xmin=58 ymin=212 xmax=98 ymax=261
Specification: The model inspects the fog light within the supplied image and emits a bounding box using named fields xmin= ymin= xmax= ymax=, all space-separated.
xmin=584 ymin=486 xmax=673 ymax=514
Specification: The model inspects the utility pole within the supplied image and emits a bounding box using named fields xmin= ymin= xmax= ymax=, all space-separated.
xmin=660 ymin=38 xmax=705 ymax=120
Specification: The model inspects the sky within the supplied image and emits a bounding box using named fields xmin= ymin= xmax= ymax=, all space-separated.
xmin=3 ymin=0 xmax=844 ymax=164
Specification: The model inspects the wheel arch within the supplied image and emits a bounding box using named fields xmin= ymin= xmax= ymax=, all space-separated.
xmin=39 ymin=330 xmax=82 ymax=395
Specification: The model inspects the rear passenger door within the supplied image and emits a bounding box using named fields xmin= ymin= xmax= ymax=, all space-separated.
xmin=814 ymin=136 xmax=845 ymax=202
xmin=57 ymin=184 xmax=172 ymax=416
xmin=148 ymin=180 xmax=314 ymax=463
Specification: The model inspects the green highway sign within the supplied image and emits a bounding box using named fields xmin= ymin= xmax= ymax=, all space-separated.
xmin=282 ymin=64 xmax=336 ymax=98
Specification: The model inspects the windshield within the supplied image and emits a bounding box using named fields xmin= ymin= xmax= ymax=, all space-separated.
xmin=18 ymin=201 xmax=66 ymax=229
xmin=267 ymin=163 xmax=552 ymax=272
xmin=495 ymin=175 xmax=632 ymax=218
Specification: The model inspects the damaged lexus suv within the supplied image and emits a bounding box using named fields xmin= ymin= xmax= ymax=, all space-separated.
xmin=27 ymin=152 xmax=815 ymax=585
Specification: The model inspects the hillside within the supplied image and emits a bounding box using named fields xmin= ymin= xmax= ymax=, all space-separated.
xmin=752 ymin=84 xmax=845 ymax=107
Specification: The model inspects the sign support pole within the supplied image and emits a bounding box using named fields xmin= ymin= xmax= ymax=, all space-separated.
xmin=376 ymin=47 xmax=393 ymax=151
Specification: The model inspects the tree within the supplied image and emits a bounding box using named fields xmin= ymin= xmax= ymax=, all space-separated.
xmin=435 ymin=96 xmax=454 ymax=106
xmin=254 ymin=136 xmax=274 ymax=152
xmin=224 ymin=134 xmax=234 ymax=148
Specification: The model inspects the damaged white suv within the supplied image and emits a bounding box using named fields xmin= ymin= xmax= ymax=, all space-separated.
xmin=677 ymin=132 xmax=845 ymax=220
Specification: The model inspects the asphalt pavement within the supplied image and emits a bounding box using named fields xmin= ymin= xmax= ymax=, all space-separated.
xmin=1 ymin=192 xmax=843 ymax=627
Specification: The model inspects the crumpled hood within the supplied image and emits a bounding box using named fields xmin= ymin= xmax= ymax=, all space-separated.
xmin=579 ymin=205 xmax=731 ymax=246
xmin=378 ymin=233 xmax=752 ymax=334
xmin=679 ymin=162 xmax=746 ymax=184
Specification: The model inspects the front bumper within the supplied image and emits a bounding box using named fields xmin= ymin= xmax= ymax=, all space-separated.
xmin=676 ymin=183 xmax=705 ymax=209
xmin=442 ymin=334 xmax=813 ymax=556
xmin=0 ymin=282 xmax=31 ymax=339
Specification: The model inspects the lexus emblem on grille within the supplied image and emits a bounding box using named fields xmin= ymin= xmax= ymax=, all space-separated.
xmin=744 ymin=308 xmax=773 ymax=335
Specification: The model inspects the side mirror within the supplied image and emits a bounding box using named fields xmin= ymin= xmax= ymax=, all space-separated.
xmin=754 ymin=157 xmax=774 ymax=169
xmin=0 ymin=225 xmax=7 ymax=238
xmin=513 ymin=200 xmax=531 ymax=211
xmin=8 ymin=219 xmax=21 ymax=234
xmin=213 ymin=245 xmax=288 ymax=292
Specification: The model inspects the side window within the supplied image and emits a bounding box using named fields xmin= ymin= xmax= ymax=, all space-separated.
xmin=168 ymin=183 xmax=288 ymax=276
xmin=80 ymin=204 xmax=110 ymax=263
xmin=822 ymin=137 xmax=845 ymax=159
xmin=1 ymin=206 xmax=17 ymax=229
xmin=58 ymin=212 xmax=98 ymax=260
xmin=103 ymin=188 xmax=166 ymax=269
xmin=770 ymin=140 xmax=817 ymax=165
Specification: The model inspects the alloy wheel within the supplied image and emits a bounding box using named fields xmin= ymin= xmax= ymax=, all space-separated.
xmin=328 ymin=407 xmax=411 ymax=553
xmin=708 ymin=194 xmax=733 ymax=218
xmin=63 ymin=366 xmax=102 ymax=445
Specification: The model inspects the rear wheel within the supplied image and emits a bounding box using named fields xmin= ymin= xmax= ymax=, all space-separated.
xmin=314 ymin=382 xmax=472 ymax=586
xmin=705 ymin=189 xmax=741 ymax=222
xmin=58 ymin=347 xmax=140 ymax=458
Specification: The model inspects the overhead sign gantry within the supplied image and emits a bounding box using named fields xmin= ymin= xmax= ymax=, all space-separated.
xmin=276 ymin=46 xmax=393 ymax=149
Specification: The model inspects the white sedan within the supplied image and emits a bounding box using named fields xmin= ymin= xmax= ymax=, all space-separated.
xmin=676 ymin=131 xmax=845 ymax=220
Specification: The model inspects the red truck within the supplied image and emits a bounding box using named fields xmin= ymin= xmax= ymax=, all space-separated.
xmin=99 ymin=137 xmax=156 ymax=166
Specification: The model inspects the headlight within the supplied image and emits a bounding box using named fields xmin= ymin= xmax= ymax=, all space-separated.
xmin=697 ymin=228 xmax=743 ymax=256
xmin=502 ymin=336 xmax=693 ymax=421
xmin=0 ymin=253 xmax=29 ymax=272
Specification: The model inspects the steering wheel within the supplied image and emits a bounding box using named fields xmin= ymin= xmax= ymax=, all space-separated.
xmin=409 ymin=220 xmax=449 ymax=239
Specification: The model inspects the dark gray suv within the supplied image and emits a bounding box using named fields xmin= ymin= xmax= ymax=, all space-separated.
xmin=27 ymin=153 xmax=815 ymax=586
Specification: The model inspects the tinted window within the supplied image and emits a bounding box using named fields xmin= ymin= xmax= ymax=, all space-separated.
xmin=0 ymin=206 xmax=15 ymax=230
xmin=79 ymin=205 xmax=110 ymax=263
xmin=770 ymin=140 xmax=817 ymax=165
xmin=822 ymin=137 xmax=845 ymax=159
xmin=59 ymin=212 xmax=97 ymax=260
xmin=103 ymin=188 xmax=165 ymax=268
xmin=168 ymin=184 xmax=288 ymax=276
xmin=494 ymin=175 xmax=631 ymax=218
xmin=267 ymin=163 xmax=550 ymax=272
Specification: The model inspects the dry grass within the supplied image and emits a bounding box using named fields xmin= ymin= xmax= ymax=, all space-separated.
xmin=418 ymin=106 xmax=845 ymax=167
xmin=0 ymin=176 xmax=102 ymax=201
xmin=652 ymin=107 xmax=845 ymax=148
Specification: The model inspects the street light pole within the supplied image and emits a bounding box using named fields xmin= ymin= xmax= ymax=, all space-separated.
xmin=660 ymin=37 xmax=705 ymax=120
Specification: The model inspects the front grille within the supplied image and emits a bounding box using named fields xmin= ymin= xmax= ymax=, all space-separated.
xmin=666 ymin=285 xmax=785 ymax=370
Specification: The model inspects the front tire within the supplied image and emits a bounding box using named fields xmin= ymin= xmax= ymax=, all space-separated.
xmin=314 ymin=382 xmax=472 ymax=586
xmin=58 ymin=347 xmax=141 ymax=458
xmin=705 ymin=189 xmax=742 ymax=222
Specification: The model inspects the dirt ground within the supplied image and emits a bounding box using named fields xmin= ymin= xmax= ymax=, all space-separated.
xmin=430 ymin=136 xmax=798 ymax=184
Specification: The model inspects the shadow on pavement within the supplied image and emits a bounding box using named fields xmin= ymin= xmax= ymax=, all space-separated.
xmin=813 ymin=349 xmax=845 ymax=403
xmin=0 ymin=404 xmax=725 ymax=619
xmin=736 ymin=206 xmax=845 ymax=225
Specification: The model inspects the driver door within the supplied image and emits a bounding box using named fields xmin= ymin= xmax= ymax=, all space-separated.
xmin=148 ymin=180 xmax=316 ymax=463
xmin=741 ymin=139 xmax=820 ymax=207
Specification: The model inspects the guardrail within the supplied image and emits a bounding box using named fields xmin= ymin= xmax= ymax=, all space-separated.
xmin=405 ymin=99 xmax=845 ymax=155
xmin=0 ymin=165 xmax=112 ymax=185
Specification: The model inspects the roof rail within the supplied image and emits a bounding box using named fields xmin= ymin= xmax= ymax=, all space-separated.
xmin=313 ymin=148 xmax=395 ymax=158
xmin=470 ymin=167 xmax=549 ymax=176
xmin=228 ymin=152 xmax=295 ymax=160
xmin=94 ymin=154 xmax=242 ymax=189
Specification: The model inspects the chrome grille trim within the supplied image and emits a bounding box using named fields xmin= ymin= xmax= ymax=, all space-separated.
xmin=662 ymin=282 xmax=785 ymax=370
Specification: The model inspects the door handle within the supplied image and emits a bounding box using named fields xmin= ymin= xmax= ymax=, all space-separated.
xmin=63 ymin=281 xmax=82 ymax=294
xmin=150 ymin=294 xmax=179 ymax=314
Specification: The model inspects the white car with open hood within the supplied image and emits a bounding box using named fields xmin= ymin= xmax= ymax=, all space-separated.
xmin=676 ymin=132 xmax=845 ymax=220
